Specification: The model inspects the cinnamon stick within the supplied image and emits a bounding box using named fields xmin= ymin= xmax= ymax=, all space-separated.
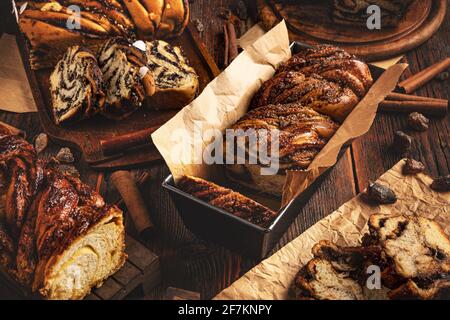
xmin=223 ymin=24 xmax=229 ymax=68
xmin=227 ymin=21 xmax=238 ymax=63
xmin=386 ymin=92 xmax=448 ymax=105
xmin=398 ymin=58 xmax=450 ymax=94
xmin=110 ymin=171 xmax=154 ymax=236
xmin=0 ymin=121 xmax=25 ymax=137
xmin=379 ymin=100 xmax=448 ymax=117
xmin=100 ymin=126 xmax=159 ymax=156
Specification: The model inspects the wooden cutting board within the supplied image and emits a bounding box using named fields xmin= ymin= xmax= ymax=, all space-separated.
xmin=0 ymin=236 xmax=160 ymax=300
xmin=261 ymin=0 xmax=447 ymax=62
xmin=17 ymin=23 xmax=220 ymax=171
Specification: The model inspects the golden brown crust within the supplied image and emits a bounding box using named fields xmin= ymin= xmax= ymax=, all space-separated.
xmin=177 ymin=176 xmax=278 ymax=227
xmin=0 ymin=134 xmax=126 ymax=299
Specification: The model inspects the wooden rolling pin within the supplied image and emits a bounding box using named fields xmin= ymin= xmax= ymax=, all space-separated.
xmin=110 ymin=171 xmax=154 ymax=237
xmin=398 ymin=58 xmax=450 ymax=94
xmin=100 ymin=126 xmax=159 ymax=156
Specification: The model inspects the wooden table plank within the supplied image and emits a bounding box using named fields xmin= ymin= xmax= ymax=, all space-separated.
xmin=1 ymin=0 xmax=448 ymax=301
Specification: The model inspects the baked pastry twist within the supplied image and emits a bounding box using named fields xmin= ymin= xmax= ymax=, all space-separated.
xmin=50 ymin=46 xmax=106 ymax=125
xmin=225 ymin=103 xmax=339 ymax=196
xmin=293 ymin=215 xmax=450 ymax=300
xmin=0 ymin=130 xmax=126 ymax=300
xmin=252 ymin=45 xmax=373 ymax=122
xmin=145 ymin=40 xmax=199 ymax=110
xmin=177 ymin=176 xmax=278 ymax=227
xmin=98 ymin=37 xmax=155 ymax=119
xmin=17 ymin=0 xmax=190 ymax=69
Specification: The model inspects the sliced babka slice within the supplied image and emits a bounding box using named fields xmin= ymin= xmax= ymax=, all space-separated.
xmin=144 ymin=40 xmax=199 ymax=110
xmin=98 ymin=38 xmax=155 ymax=119
xmin=49 ymin=46 xmax=106 ymax=125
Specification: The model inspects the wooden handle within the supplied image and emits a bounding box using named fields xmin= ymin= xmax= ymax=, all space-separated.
xmin=110 ymin=171 xmax=154 ymax=235
xmin=100 ymin=126 xmax=159 ymax=156
xmin=398 ymin=58 xmax=450 ymax=94
xmin=379 ymin=100 xmax=448 ymax=117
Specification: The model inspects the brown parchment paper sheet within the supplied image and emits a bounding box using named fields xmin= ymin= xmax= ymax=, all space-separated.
xmin=0 ymin=34 xmax=37 ymax=113
xmin=215 ymin=160 xmax=450 ymax=300
xmin=152 ymin=20 xmax=408 ymax=208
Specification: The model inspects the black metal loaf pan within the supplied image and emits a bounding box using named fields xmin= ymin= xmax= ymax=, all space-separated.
xmin=162 ymin=42 xmax=386 ymax=259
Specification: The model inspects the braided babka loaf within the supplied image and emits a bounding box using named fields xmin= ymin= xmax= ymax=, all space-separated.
xmin=98 ymin=37 xmax=155 ymax=119
xmin=16 ymin=0 xmax=190 ymax=69
xmin=252 ymin=45 xmax=373 ymax=122
xmin=177 ymin=176 xmax=278 ymax=227
xmin=144 ymin=40 xmax=199 ymax=110
xmin=50 ymin=46 xmax=106 ymax=125
xmin=225 ymin=103 xmax=339 ymax=196
xmin=0 ymin=130 xmax=126 ymax=300
xmin=293 ymin=215 xmax=450 ymax=300
xmin=332 ymin=0 xmax=414 ymax=28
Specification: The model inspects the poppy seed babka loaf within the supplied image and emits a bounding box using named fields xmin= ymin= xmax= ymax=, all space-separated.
xmin=50 ymin=46 xmax=106 ymax=125
xmin=98 ymin=37 xmax=156 ymax=120
xmin=0 ymin=131 xmax=126 ymax=300
xmin=224 ymin=103 xmax=339 ymax=196
xmin=177 ymin=175 xmax=278 ymax=227
xmin=144 ymin=40 xmax=199 ymax=110
xmin=17 ymin=0 xmax=191 ymax=69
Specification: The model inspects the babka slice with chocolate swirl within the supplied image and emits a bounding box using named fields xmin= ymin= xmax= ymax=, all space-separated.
xmin=144 ymin=40 xmax=198 ymax=110
xmin=98 ymin=38 xmax=155 ymax=119
xmin=177 ymin=176 xmax=278 ymax=227
xmin=50 ymin=46 xmax=106 ymax=125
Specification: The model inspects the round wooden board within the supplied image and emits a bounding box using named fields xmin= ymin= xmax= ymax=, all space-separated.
xmin=264 ymin=0 xmax=447 ymax=62
xmin=275 ymin=0 xmax=432 ymax=44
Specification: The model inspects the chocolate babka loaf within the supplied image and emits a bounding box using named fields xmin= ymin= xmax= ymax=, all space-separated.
xmin=17 ymin=0 xmax=135 ymax=69
xmin=293 ymin=215 xmax=450 ymax=300
xmin=332 ymin=0 xmax=414 ymax=28
xmin=251 ymin=45 xmax=373 ymax=122
xmin=50 ymin=46 xmax=106 ymax=125
xmin=0 ymin=130 xmax=126 ymax=300
xmin=98 ymin=37 xmax=155 ymax=119
xmin=16 ymin=0 xmax=190 ymax=69
xmin=144 ymin=40 xmax=199 ymax=110
xmin=250 ymin=71 xmax=360 ymax=122
xmin=177 ymin=176 xmax=278 ymax=227
xmin=123 ymin=0 xmax=189 ymax=39
xmin=225 ymin=103 xmax=339 ymax=196
xmin=364 ymin=214 xmax=450 ymax=300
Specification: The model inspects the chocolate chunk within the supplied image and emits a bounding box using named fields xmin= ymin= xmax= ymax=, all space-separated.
xmin=393 ymin=131 xmax=413 ymax=156
xmin=402 ymin=158 xmax=425 ymax=175
xmin=34 ymin=133 xmax=48 ymax=154
xmin=430 ymin=175 xmax=450 ymax=192
xmin=408 ymin=112 xmax=429 ymax=132
xmin=366 ymin=182 xmax=397 ymax=204
xmin=56 ymin=147 xmax=74 ymax=163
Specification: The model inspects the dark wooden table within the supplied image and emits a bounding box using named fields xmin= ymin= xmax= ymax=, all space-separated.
xmin=0 ymin=1 xmax=449 ymax=300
